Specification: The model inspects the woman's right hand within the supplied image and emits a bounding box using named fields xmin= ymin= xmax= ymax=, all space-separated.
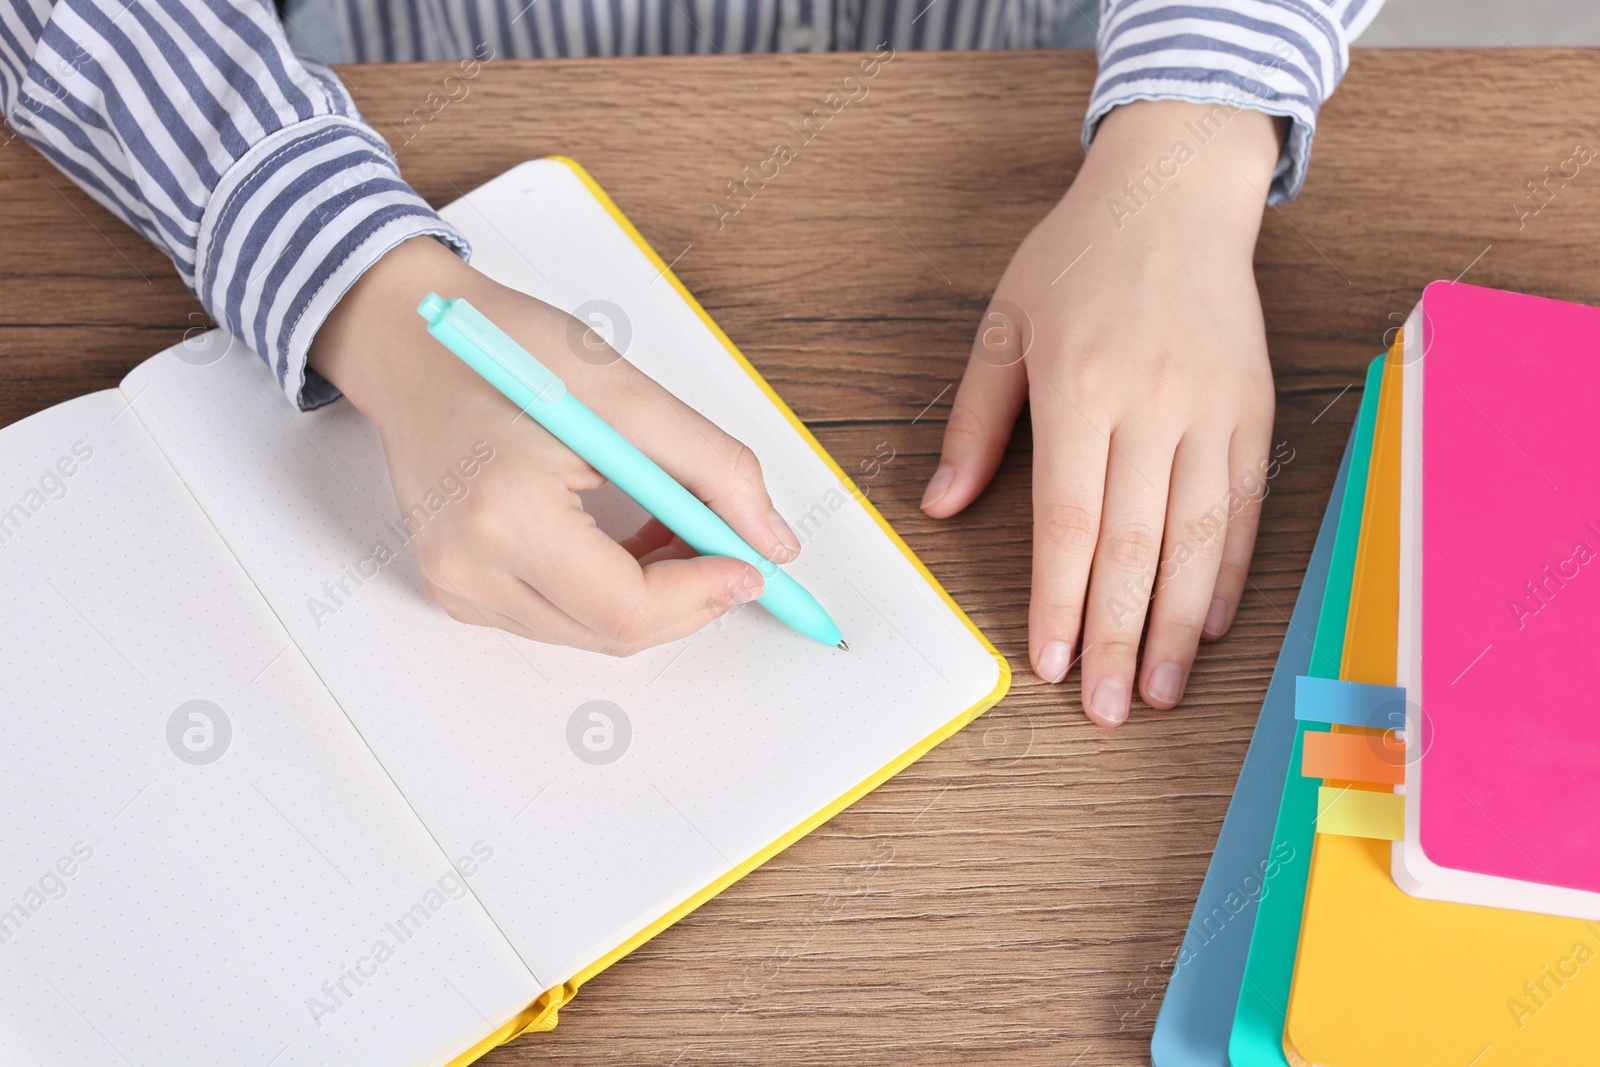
xmin=310 ymin=236 xmax=802 ymax=654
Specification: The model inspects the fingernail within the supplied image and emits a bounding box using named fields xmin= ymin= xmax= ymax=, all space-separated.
xmin=733 ymin=573 xmax=764 ymax=603
xmin=920 ymin=465 xmax=955 ymax=510
xmin=1036 ymin=641 xmax=1073 ymax=684
xmin=767 ymin=507 xmax=801 ymax=560
xmin=1147 ymin=663 xmax=1184 ymax=706
xmin=1203 ymin=597 xmax=1229 ymax=638
xmin=1089 ymin=679 xmax=1130 ymax=726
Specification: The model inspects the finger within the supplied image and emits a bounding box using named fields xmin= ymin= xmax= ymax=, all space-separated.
xmin=1208 ymin=425 xmax=1275 ymax=640
xmin=1138 ymin=437 xmax=1230 ymax=709
xmin=591 ymin=370 xmax=802 ymax=565
xmin=619 ymin=517 xmax=677 ymax=559
xmin=515 ymin=505 xmax=765 ymax=654
xmin=425 ymin=574 xmax=592 ymax=647
xmin=637 ymin=536 xmax=697 ymax=566
xmin=922 ymin=306 xmax=1030 ymax=518
xmin=1078 ymin=433 xmax=1177 ymax=727
xmin=434 ymin=564 xmax=737 ymax=655
xmin=1026 ymin=388 xmax=1112 ymax=687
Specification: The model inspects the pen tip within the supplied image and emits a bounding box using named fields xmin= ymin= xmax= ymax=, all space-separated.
xmin=836 ymin=640 xmax=849 ymax=651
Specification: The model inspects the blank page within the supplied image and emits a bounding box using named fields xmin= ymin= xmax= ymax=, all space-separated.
xmin=121 ymin=159 xmax=1004 ymax=990
xmin=0 ymin=393 xmax=539 ymax=1065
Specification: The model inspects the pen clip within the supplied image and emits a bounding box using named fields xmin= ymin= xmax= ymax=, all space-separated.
xmin=420 ymin=293 xmax=569 ymax=405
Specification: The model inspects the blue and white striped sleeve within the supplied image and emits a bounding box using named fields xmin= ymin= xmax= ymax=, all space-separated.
xmin=1084 ymin=0 xmax=1386 ymax=203
xmin=0 ymin=0 xmax=467 ymax=409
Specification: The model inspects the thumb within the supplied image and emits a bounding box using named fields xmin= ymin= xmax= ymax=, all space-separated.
xmin=922 ymin=307 xmax=1030 ymax=518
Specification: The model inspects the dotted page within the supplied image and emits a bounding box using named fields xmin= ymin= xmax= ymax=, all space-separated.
xmin=0 ymin=392 xmax=540 ymax=1065
xmin=120 ymin=159 xmax=1003 ymax=990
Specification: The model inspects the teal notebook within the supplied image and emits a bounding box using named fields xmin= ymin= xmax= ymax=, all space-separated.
xmin=1227 ymin=356 xmax=1384 ymax=1065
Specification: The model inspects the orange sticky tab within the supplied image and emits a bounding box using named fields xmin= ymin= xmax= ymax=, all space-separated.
xmin=1301 ymin=729 xmax=1406 ymax=786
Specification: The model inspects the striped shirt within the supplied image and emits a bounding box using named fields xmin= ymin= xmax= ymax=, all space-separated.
xmin=0 ymin=0 xmax=1383 ymax=409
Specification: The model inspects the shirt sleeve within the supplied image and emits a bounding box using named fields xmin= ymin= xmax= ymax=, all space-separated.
xmin=1083 ymin=0 xmax=1387 ymax=203
xmin=0 ymin=0 xmax=468 ymax=409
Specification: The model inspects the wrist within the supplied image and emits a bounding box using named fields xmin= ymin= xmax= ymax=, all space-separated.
xmin=1076 ymin=99 xmax=1287 ymax=254
xmin=309 ymin=236 xmax=478 ymax=424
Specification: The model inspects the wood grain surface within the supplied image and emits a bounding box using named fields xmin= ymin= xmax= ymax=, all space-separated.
xmin=5 ymin=46 xmax=1599 ymax=1066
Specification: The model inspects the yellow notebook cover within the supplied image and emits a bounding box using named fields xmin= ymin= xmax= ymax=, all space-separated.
xmin=1284 ymin=349 xmax=1600 ymax=1066
xmin=444 ymin=158 xmax=1013 ymax=1064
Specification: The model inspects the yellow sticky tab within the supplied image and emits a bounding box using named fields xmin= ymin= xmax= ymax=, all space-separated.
xmin=1316 ymin=785 xmax=1404 ymax=840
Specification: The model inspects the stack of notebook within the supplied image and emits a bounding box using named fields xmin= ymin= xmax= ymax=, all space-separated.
xmin=1152 ymin=282 xmax=1600 ymax=1067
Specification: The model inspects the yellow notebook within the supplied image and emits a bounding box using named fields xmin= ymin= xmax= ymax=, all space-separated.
xmin=0 ymin=158 xmax=1007 ymax=1066
xmin=1284 ymin=351 xmax=1600 ymax=1066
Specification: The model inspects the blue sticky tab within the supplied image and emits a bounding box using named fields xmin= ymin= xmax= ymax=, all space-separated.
xmin=1293 ymin=676 xmax=1408 ymax=730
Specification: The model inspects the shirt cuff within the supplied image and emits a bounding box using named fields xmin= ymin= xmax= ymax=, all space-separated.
xmin=1083 ymin=1 xmax=1349 ymax=204
xmin=194 ymin=114 xmax=469 ymax=410
xmin=1081 ymin=84 xmax=1312 ymax=205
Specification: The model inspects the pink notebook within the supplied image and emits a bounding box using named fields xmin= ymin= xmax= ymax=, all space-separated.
xmin=1394 ymin=281 xmax=1600 ymax=919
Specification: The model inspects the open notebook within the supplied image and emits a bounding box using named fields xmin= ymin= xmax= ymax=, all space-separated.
xmin=0 ymin=158 xmax=1008 ymax=1066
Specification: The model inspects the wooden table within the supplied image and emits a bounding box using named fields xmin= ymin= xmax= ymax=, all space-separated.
xmin=5 ymin=46 xmax=1598 ymax=1066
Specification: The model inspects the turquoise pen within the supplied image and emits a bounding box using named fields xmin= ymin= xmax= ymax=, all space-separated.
xmin=417 ymin=293 xmax=846 ymax=649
